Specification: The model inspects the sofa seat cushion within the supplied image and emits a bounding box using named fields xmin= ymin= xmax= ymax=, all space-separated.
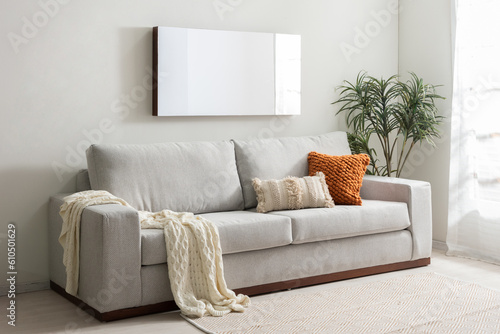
xmin=141 ymin=211 xmax=292 ymax=265
xmin=269 ymin=199 xmax=410 ymax=244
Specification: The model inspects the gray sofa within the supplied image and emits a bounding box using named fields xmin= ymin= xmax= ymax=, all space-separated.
xmin=48 ymin=131 xmax=432 ymax=321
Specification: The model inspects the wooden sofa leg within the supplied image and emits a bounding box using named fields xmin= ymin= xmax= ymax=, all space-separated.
xmin=50 ymin=281 xmax=179 ymax=322
xmin=50 ymin=258 xmax=430 ymax=322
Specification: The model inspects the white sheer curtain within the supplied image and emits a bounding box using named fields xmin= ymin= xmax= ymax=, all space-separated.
xmin=447 ymin=0 xmax=500 ymax=264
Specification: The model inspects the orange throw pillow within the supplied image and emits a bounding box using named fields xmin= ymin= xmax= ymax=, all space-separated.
xmin=308 ymin=152 xmax=370 ymax=205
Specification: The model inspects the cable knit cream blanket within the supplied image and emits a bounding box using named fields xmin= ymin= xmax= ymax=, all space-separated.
xmin=59 ymin=190 xmax=250 ymax=317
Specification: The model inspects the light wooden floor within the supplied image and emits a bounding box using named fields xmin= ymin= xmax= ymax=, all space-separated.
xmin=2 ymin=249 xmax=500 ymax=334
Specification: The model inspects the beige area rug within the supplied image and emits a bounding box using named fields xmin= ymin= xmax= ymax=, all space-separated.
xmin=182 ymin=272 xmax=500 ymax=333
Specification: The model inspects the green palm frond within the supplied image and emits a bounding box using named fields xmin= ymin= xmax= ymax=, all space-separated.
xmin=333 ymin=71 xmax=445 ymax=177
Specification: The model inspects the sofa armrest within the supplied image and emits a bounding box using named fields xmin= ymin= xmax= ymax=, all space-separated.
xmin=49 ymin=194 xmax=142 ymax=313
xmin=360 ymin=175 xmax=432 ymax=260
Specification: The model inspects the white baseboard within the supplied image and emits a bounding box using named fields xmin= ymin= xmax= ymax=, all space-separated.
xmin=0 ymin=280 xmax=50 ymax=296
xmin=432 ymin=240 xmax=448 ymax=251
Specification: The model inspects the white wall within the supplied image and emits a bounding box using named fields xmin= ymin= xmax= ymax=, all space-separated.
xmin=0 ymin=0 xmax=398 ymax=291
xmin=398 ymin=0 xmax=453 ymax=243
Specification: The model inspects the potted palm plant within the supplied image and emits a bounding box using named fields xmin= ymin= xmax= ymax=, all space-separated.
xmin=333 ymin=71 xmax=444 ymax=177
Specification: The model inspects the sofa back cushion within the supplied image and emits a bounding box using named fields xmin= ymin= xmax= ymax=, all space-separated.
xmin=76 ymin=169 xmax=91 ymax=191
xmin=86 ymin=141 xmax=244 ymax=213
xmin=233 ymin=132 xmax=351 ymax=209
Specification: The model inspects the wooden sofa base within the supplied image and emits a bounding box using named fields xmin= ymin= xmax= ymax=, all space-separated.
xmin=51 ymin=257 xmax=430 ymax=322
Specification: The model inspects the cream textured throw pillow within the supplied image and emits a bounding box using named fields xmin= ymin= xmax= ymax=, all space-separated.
xmin=252 ymin=172 xmax=335 ymax=213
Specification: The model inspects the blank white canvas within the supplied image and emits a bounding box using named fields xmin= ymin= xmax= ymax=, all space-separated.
xmin=187 ymin=29 xmax=275 ymax=116
xmin=156 ymin=27 xmax=300 ymax=116
xmin=275 ymin=34 xmax=301 ymax=115
xmin=157 ymin=27 xmax=189 ymax=116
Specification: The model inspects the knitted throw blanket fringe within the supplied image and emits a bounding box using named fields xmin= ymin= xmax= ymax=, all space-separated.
xmin=59 ymin=190 xmax=250 ymax=318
